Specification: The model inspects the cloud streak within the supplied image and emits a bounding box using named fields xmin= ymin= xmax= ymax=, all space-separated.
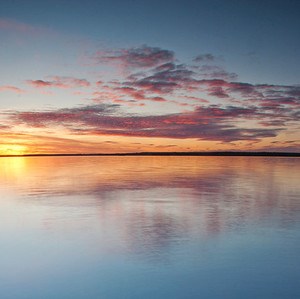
xmin=0 ymin=85 xmax=25 ymax=94
xmin=26 ymin=76 xmax=90 ymax=89
xmin=9 ymin=103 xmax=283 ymax=142
xmin=0 ymin=18 xmax=42 ymax=34
xmin=193 ymin=53 xmax=216 ymax=62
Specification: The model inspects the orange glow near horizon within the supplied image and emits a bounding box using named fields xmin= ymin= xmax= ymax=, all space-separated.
xmin=0 ymin=144 xmax=28 ymax=156
xmin=0 ymin=138 xmax=242 ymax=155
xmin=0 ymin=130 xmax=299 ymax=155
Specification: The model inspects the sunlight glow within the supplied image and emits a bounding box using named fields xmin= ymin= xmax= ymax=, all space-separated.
xmin=0 ymin=144 xmax=28 ymax=156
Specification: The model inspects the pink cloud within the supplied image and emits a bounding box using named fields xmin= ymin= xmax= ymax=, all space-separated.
xmin=93 ymin=83 xmax=168 ymax=103
xmin=3 ymin=44 xmax=297 ymax=146
xmin=115 ymin=86 xmax=145 ymax=100
xmin=9 ymin=103 xmax=283 ymax=142
xmin=50 ymin=76 xmax=90 ymax=87
xmin=26 ymin=80 xmax=53 ymax=88
xmin=149 ymin=96 xmax=167 ymax=102
xmin=26 ymin=77 xmax=90 ymax=89
xmin=125 ymin=64 xmax=197 ymax=95
xmin=0 ymin=85 xmax=25 ymax=94
xmin=90 ymin=46 xmax=300 ymax=111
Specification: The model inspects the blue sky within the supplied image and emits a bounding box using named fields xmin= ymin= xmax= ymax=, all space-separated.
xmin=2 ymin=0 xmax=300 ymax=84
xmin=0 ymin=0 xmax=299 ymax=154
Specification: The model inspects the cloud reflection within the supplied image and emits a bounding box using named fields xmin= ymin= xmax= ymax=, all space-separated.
xmin=1 ymin=156 xmax=299 ymax=259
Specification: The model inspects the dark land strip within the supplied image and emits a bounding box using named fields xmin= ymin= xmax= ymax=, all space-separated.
xmin=0 ymin=152 xmax=299 ymax=158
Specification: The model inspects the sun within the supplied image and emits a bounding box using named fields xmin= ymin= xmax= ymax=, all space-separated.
xmin=0 ymin=144 xmax=28 ymax=156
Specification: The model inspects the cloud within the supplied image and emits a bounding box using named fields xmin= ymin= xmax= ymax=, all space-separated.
xmin=258 ymin=120 xmax=286 ymax=127
xmin=26 ymin=77 xmax=90 ymax=89
xmin=183 ymin=96 xmax=209 ymax=103
xmin=95 ymin=45 xmax=174 ymax=69
xmin=129 ymin=80 xmax=178 ymax=94
xmin=196 ymin=80 xmax=299 ymax=101
xmin=77 ymin=121 xmax=278 ymax=142
xmin=0 ymin=18 xmax=41 ymax=34
xmin=0 ymin=85 xmax=25 ymax=94
xmin=114 ymin=87 xmax=145 ymax=100
xmin=227 ymin=82 xmax=258 ymax=95
xmin=92 ymin=83 xmax=169 ymax=104
xmin=288 ymin=89 xmax=300 ymax=98
xmin=199 ymin=65 xmax=238 ymax=81
xmin=11 ymin=104 xmax=120 ymax=128
xmin=126 ymin=63 xmax=197 ymax=94
xmin=0 ymin=131 xmax=124 ymax=155
xmin=208 ymin=87 xmax=230 ymax=98
xmin=50 ymin=76 xmax=90 ymax=87
xmin=0 ymin=18 xmax=55 ymax=38
xmin=149 ymin=96 xmax=167 ymax=102
xmin=22 ymin=44 xmax=298 ymax=133
xmin=0 ymin=124 xmax=10 ymax=130
xmin=193 ymin=54 xmax=216 ymax=62
xmin=26 ymin=80 xmax=53 ymax=88
xmin=10 ymin=103 xmax=282 ymax=142
xmin=2 ymin=44 xmax=299 ymax=151
xmin=91 ymin=46 xmax=298 ymax=108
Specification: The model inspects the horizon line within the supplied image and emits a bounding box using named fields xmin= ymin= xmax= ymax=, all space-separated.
xmin=0 ymin=151 xmax=299 ymax=158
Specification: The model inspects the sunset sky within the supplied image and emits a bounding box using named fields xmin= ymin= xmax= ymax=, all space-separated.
xmin=0 ymin=0 xmax=299 ymax=155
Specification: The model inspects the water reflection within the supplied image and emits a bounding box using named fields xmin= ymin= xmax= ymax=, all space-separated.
xmin=0 ymin=156 xmax=299 ymax=259
xmin=1 ymin=156 xmax=300 ymax=298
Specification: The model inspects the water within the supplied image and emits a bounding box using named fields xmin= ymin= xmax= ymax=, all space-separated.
xmin=0 ymin=156 xmax=299 ymax=299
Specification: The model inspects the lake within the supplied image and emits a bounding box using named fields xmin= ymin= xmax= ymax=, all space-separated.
xmin=0 ymin=156 xmax=299 ymax=298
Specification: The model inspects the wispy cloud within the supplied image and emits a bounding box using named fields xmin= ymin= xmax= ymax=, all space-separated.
xmin=26 ymin=76 xmax=90 ymax=89
xmin=193 ymin=53 xmax=216 ymax=62
xmin=198 ymin=65 xmax=238 ymax=81
xmin=0 ymin=18 xmax=52 ymax=36
xmin=0 ymin=85 xmax=25 ymax=94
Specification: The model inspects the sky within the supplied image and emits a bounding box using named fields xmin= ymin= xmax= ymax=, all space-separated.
xmin=0 ymin=0 xmax=299 ymax=154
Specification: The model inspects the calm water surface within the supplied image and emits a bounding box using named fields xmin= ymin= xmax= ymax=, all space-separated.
xmin=0 ymin=156 xmax=299 ymax=299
